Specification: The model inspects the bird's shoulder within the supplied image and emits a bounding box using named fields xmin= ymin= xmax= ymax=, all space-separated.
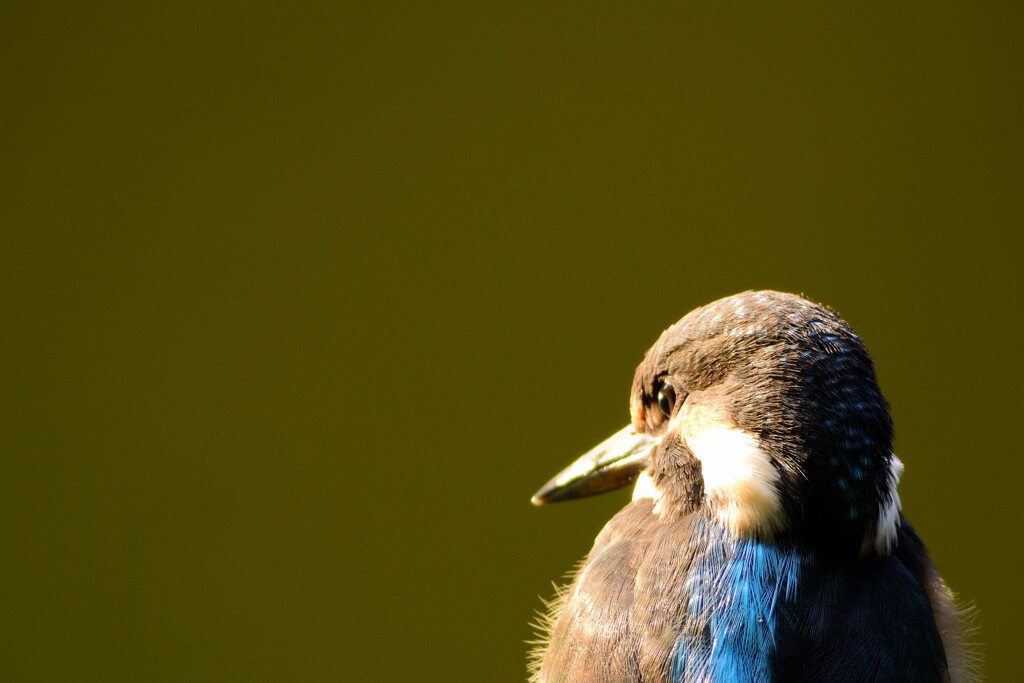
xmin=537 ymin=508 xmax=962 ymax=682
xmin=534 ymin=499 xmax=703 ymax=681
xmin=772 ymin=520 xmax=952 ymax=683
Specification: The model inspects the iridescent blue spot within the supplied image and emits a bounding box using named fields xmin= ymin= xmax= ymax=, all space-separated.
xmin=671 ymin=530 xmax=801 ymax=682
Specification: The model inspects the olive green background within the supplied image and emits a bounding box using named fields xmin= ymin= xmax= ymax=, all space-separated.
xmin=3 ymin=3 xmax=1020 ymax=681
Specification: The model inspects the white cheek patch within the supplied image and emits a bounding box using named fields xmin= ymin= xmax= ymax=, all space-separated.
xmin=872 ymin=454 xmax=904 ymax=555
xmin=685 ymin=426 xmax=784 ymax=538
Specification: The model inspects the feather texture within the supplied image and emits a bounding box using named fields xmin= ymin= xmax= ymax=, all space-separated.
xmin=534 ymin=507 xmax=952 ymax=682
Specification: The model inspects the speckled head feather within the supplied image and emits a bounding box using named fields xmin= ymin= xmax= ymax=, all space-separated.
xmin=629 ymin=290 xmax=898 ymax=556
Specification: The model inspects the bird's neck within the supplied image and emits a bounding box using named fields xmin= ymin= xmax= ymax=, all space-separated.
xmin=671 ymin=517 xmax=802 ymax=682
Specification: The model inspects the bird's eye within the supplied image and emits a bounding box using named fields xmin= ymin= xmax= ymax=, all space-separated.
xmin=657 ymin=384 xmax=676 ymax=417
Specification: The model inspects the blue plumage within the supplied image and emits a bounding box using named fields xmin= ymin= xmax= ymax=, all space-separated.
xmin=671 ymin=520 xmax=800 ymax=682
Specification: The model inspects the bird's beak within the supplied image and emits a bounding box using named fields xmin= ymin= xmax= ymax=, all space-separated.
xmin=532 ymin=425 xmax=654 ymax=505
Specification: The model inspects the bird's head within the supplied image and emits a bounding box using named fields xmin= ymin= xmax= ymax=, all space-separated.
xmin=533 ymin=291 xmax=903 ymax=557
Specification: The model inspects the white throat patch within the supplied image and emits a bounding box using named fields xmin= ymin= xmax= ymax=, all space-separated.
xmin=632 ymin=470 xmax=670 ymax=515
xmin=632 ymin=470 xmax=659 ymax=501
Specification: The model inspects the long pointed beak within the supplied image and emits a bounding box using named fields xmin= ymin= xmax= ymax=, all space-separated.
xmin=531 ymin=425 xmax=654 ymax=505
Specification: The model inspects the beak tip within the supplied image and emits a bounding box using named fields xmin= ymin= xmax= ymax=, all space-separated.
xmin=531 ymin=485 xmax=555 ymax=506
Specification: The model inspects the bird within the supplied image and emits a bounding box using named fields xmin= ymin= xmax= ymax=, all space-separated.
xmin=530 ymin=291 xmax=975 ymax=683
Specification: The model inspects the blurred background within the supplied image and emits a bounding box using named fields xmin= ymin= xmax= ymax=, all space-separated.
xmin=3 ymin=3 xmax=1020 ymax=680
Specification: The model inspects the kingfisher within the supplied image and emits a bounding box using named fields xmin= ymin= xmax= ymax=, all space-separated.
xmin=530 ymin=291 xmax=974 ymax=682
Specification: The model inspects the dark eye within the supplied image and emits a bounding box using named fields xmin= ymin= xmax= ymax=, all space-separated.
xmin=657 ymin=384 xmax=676 ymax=417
